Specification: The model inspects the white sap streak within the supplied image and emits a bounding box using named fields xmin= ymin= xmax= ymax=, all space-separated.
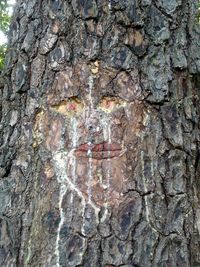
xmin=141 ymin=150 xmax=158 ymax=234
xmin=108 ymin=0 xmax=111 ymax=10
xmin=54 ymin=152 xmax=87 ymax=202
xmin=88 ymin=75 xmax=94 ymax=111
xmin=107 ymin=121 xmax=111 ymax=192
xmin=53 ymin=151 xmax=86 ymax=266
xmin=141 ymin=151 xmax=150 ymax=220
xmin=102 ymin=114 xmax=109 ymax=141
xmin=82 ymin=151 xmax=100 ymax=234
xmin=84 ymin=74 xmax=100 ymax=227
xmin=87 ymin=155 xmax=100 ymax=218
xmin=87 ymin=75 xmax=94 ymax=203
xmin=84 ymin=75 xmax=94 ymax=128
xmin=69 ymin=118 xmax=78 ymax=215
xmin=82 ymin=148 xmax=92 ymax=234
xmin=89 ymin=202 xmax=100 ymax=225
xmin=54 ymin=150 xmax=68 ymax=267
xmin=87 ymin=153 xmax=93 ymax=203
xmin=101 ymin=116 xmax=111 ymax=222
xmin=55 ymin=184 xmax=67 ymax=267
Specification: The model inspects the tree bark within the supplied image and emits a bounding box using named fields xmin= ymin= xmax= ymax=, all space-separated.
xmin=1 ymin=0 xmax=200 ymax=266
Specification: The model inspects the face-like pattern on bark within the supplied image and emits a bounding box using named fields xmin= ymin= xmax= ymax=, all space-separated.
xmin=34 ymin=61 xmax=146 ymax=218
xmin=2 ymin=0 xmax=199 ymax=266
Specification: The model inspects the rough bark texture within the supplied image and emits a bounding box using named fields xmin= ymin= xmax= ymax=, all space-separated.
xmin=0 ymin=0 xmax=200 ymax=266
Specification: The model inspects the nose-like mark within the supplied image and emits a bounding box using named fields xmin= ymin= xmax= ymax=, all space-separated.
xmin=87 ymin=115 xmax=100 ymax=132
xmin=88 ymin=136 xmax=95 ymax=144
xmin=87 ymin=122 xmax=103 ymax=146
xmin=88 ymin=125 xmax=93 ymax=131
xmin=85 ymin=110 xmax=105 ymax=146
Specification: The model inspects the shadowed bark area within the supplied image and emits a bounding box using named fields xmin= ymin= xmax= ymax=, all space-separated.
xmin=0 ymin=0 xmax=200 ymax=266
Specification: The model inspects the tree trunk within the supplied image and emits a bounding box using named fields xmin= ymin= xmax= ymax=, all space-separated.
xmin=1 ymin=0 xmax=200 ymax=266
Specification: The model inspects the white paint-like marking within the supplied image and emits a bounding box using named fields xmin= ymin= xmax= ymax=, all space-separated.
xmin=88 ymin=156 xmax=93 ymax=203
xmin=102 ymin=113 xmax=109 ymax=141
xmin=108 ymin=0 xmax=112 ymax=10
xmin=53 ymin=151 xmax=87 ymax=266
xmin=55 ymin=183 xmax=67 ymax=267
xmin=69 ymin=118 xmax=78 ymax=219
xmin=141 ymin=150 xmax=158 ymax=233
xmin=54 ymin=151 xmax=68 ymax=267
xmin=88 ymin=75 xmax=94 ymax=110
xmin=107 ymin=121 xmax=112 ymax=193
xmin=87 ymin=148 xmax=92 ymax=158
xmin=82 ymin=146 xmax=100 ymax=234
xmin=23 ymin=64 xmax=27 ymax=71
xmin=141 ymin=151 xmax=150 ymax=221
xmin=83 ymin=74 xmax=100 ymax=231
xmin=71 ymin=104 xmax=101 ymax=234
xmin=101 ymin=115 xmax=111 ymax=222
xmin=54 ymin=152 xmax=87 ymax=209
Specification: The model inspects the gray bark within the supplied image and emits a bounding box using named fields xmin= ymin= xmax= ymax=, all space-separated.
xmin=0 ymin=0 xmax=200 ymax=266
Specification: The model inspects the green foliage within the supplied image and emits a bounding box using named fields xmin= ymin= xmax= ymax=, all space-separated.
xmin=0 ymin=1 xmax=10 ymax=33
xmin=198 ymin=1 xmax=200 ymax=23
xmin=0 ymin=44 xmax=7 ymax=70
xmin=0 ymin=0 xmax=11 ymax=72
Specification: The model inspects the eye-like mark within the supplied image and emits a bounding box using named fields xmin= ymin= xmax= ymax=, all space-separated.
xmin=97 ymin=96 xmax=127 ymax=113
xmin=51 ymin=97 xmax=84 ymax=117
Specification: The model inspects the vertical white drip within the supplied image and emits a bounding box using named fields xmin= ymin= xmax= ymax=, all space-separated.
xmin=141 ymin=150 xmax=150 ymax=220
xmin=107 ymin=121 xmax=111 ymax=199
xmin=85 ymin=75 xmax=94 ymax=131
xmin=102 ymin=114 xmax=108 ymax=141
xmin=84 ymin=143 xmax=100 ymax=226
xmin=54 ymin=151 xmax=89 ymax=265
xmin=86 ymin=75 xmax=94 ymax=206
xmin=55 ymin=183 xmax=67 ymax=267
xmin=82 ymin=149 xmax=100 ymax=234
xmin=101 ymin=115 xmax=111 ymax=222
xmin=69 ymin=118 xmax=78 ymax=214
xmin=82 ymin=75 xmax=93 ymax=235
xmin=82 ymin=74 xmax=101 ymax=233
xmin=88 ymin=75 xmax=94 ymax=111
xmin=54 ymin=150 xmax=69 ymax=267
xmin=108 ymin=0 xmax=112 ymax=10
xmin=141 ymin=150 xmax=157 ymax=234
xmin=87 ymin=153 xmax=93 ymax=203
xmin=53 ymin=116 xmax=79 ymax=266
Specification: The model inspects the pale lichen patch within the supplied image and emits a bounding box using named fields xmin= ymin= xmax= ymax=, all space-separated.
xmin=32 ymin=110 xmax=45 ymax=147
xmin=90 ymin=60 xmax=99 ymax=74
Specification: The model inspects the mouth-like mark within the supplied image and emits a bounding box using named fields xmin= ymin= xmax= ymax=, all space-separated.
xmin=75 ymin=142 xmax=122 ymax=159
